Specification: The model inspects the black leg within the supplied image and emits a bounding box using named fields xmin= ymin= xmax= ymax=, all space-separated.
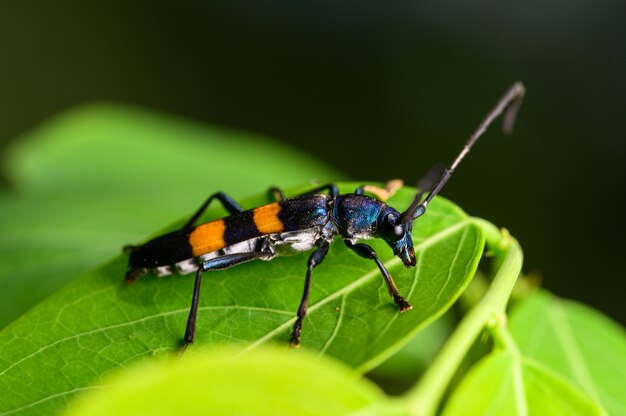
xmin=267 ymin=184 xmax=337 ymax=202
xmin=344 ymin=240 xmax=412 ymax=312
xmin=179 ymin=250 xmax=273 ymax=353
xmin=180 ymin=267 xmax=203 ymax=353
xmin=183 ymin=192 xmax=244 ymax=229
xmin=290 ymin=240 xmax=330 ymax=347
xmin=301 ymin=184 xmax=339 ymax=198
xmin=267 ymin=187 xmax=285 ymax=201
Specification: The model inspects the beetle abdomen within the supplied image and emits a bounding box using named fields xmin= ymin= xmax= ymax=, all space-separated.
xmin=128 ymin=229 xmax=193 ymax=268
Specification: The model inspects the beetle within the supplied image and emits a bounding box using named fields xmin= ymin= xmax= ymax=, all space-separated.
xmin=124 ymin=82 xmax=525 ymax=350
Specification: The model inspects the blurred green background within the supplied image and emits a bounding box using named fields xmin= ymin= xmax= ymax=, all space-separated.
xmin=0 ymin=1 xmax=624 ymax=324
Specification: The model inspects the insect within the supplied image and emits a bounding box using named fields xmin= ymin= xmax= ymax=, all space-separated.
xmin=124 ymin=82 xmax=525 ymax=350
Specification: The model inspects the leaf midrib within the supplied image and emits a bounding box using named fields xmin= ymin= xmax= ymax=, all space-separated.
xmin=0 ymin=305 xmax=292 ymax=378
xmin=547 ymin=299 xmax=601 ymax=402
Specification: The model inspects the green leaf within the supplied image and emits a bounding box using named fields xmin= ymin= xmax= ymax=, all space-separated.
xmin=4 ymin=103 xmax=340 ymax=197
xmin=442 ymin=350 xmax=605 ymax=415
xmin=366 ymin=313 xmax=454 ymax=394
xmin=0 ymin=184 xmax=484 ymax=416
xmin=0 ymin=103 xmax=342 ymax=328
xmin=509 ymin=291 xmax=626 ymax=415
xmin=63 ymin=346 xmax=393 ymax=416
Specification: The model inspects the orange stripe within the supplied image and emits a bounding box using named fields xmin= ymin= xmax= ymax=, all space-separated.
xmin=189 ymin=219 xmax=226 ymax=257
xmin=253 ymin=203 xmax=284 ymax=234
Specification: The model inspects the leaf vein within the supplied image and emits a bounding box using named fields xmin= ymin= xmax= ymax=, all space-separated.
xmin=0 ymin=386 xmax=97 ymax=416
xmin=318 ymin=293 xmax=347 ymax=355
xmin=0 ymin=305 xmax=291 ymax=377
xmin=241 ymin=220 xmax=471 ymax=352
xmin=432 ymin=226 xmax=469 ymax=307
xmin=547 ymin=299 xmax=601 ymax=402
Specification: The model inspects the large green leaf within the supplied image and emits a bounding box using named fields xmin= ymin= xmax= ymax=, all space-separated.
xmin=0 ymin=184 xmax=484 ymax=415
xmin=442 ymin=350 xmax=605 ymax=415
xmin=63 ymin=346 xmax=392 ymax=416
xmin=509 ymin=291 xmax=626 ymax=415
xmin=0 ymin=103 xmax=342 ymax=328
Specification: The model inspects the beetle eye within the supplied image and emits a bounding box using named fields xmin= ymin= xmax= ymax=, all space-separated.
xmin=382 ymin=213 xmax=404 ymax=241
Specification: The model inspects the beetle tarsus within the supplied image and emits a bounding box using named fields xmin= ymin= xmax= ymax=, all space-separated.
xmin=289 ymin=319 xmax=303 ymax=348
xmin=394 ymin=294 xmax=412 ymax=312
xmin=124 ymin=268 xmax=144 ymax=284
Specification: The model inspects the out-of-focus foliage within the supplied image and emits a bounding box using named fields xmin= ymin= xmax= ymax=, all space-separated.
xmin=63 ymin=346 xmax=391 ymax=416
xmin=509 ymin=291 xmax=626 ymax=415
xmin=0 ymin=104 xmax=343 ymax=328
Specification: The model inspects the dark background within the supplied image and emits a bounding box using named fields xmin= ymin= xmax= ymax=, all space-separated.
xmin=1 ymin=1 xmax=624 ymax=323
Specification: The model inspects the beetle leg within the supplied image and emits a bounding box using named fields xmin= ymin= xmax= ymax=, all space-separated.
xmin=179 ymin=250 xmax=273 ymax=353
xmin=267 ymin=187 xmax=285 ymax=201
xmin=355 ymin=179 xmax=404 ymax=201
xmin=272 ymin=183 xmax=339 ymax=201
xmin=344 ymin=240 xmax=412 ymax=312
xmin=267 ymin=183 xmax=339 ymax=202
xmin=183 ymin=192 xmax=244 ymax=228
xmin=290 ymin=240 xmax=330 ymax=347
xmin=302 ymin=184 xmax=339 ymax=198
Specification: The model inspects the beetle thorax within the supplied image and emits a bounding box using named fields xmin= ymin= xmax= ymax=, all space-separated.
xmin=330 ymin=195 xmax=387 ymax=239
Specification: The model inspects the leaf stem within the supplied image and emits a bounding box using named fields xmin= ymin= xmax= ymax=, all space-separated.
xmin=489 ymin=314 xmax=520 ymax=355
xmin=403 ymin=219 xmax=523 ymax=416
xmin=488 ymin=312 xmax=529 ymax=415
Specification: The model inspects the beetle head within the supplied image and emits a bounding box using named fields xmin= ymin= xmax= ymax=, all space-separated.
xmin=378 ymin=209 xmax=416 ymax=268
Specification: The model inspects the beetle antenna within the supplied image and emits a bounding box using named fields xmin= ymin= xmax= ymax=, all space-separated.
xmin=401 ymin=81 xmax=526 ymax=223
xmin=401 ymin=164 xmax=444 ymax=223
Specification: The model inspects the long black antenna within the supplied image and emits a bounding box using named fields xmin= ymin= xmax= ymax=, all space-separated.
xmin=401 ymin=81 xmax=526 ymax=223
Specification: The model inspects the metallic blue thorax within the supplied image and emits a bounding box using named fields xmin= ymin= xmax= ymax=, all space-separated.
xmin=330 ymin=194 xmax=415 ymax=266
xmin=331 ymin=195 xmax=387 ymax=239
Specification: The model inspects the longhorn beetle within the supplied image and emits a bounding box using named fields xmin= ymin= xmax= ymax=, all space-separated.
xmin=124 ymin=82 xmax=525 ymax=350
